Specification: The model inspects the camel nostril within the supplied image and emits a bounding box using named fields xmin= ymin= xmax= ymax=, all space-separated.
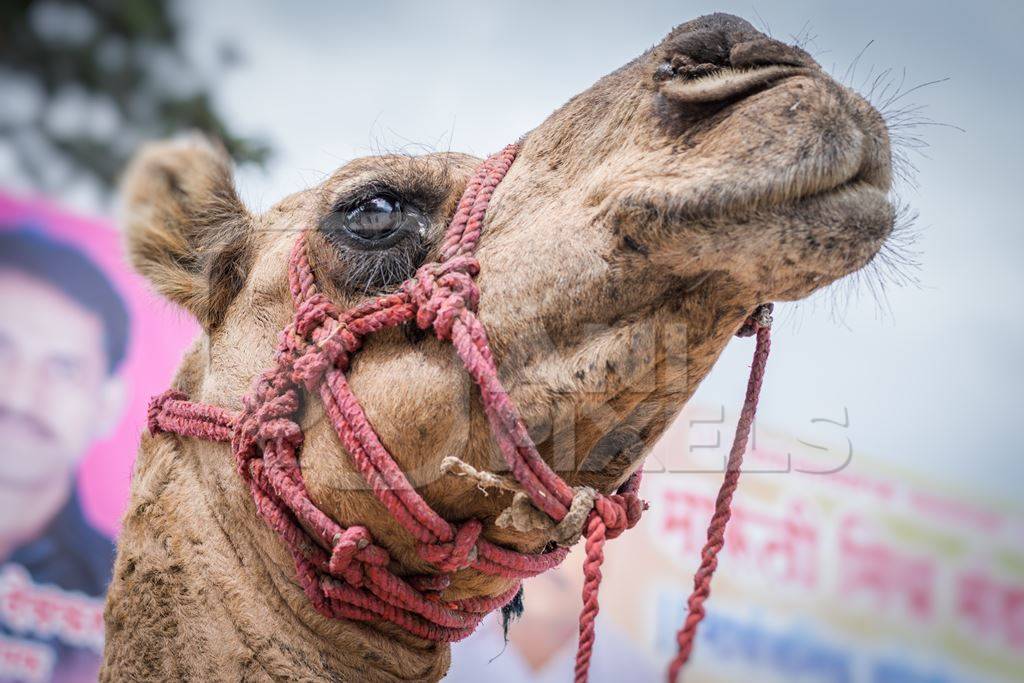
xmin=655 ymin=64 xmax=806 ymax=107
xmin=659 ymin=13 xmax=766 ymax=68
xmin=653 ymin=15 xmax=818 ymax=110
xmin=730 ymin=38 xmax=815 ymax=70
xmin=658 ymin=14 xmax=816 ymax=80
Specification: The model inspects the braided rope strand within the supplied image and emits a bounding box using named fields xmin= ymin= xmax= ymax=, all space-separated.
xmin=667 ymin=314 xmax=772 ymax=682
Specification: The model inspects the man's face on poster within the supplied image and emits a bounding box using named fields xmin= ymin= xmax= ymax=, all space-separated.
xmin=0 ymin=270 xmax=124 ymax=490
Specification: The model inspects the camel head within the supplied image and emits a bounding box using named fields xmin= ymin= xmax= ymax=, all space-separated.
xmin=118 ymin=10 xmax=892 ymax=661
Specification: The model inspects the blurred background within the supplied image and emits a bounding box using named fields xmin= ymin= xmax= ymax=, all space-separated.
xmin=0 ymin=1 xmax=1019 ymax=682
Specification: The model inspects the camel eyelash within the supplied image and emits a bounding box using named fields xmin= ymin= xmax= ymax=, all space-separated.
xmin=329 ymin=169 xmax=450 ymax=217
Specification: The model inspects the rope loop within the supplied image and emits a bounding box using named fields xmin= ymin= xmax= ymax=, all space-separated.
xmin=600 ymin=493 xmax=644 ymax=540
xmin=290 ymin=348 xmax=332 ymax=390
xmin=147 ymin=389 xmax=186 ymax=434
xmin=417 ymin=519 xmax=483 ymax=572
xmin=232 ymin=373 xmax=299 ymax=476
xmin=736 ymin=302 xmax=774 ymax=337
xmin=255 ymin=417 xmax=303 ymax=449
xmin=294 ymin=292 xmax=338 ymax=337
xmin=329 ymin=526 xmax=372 ymax=575
xmin=404 ymin=256 xmax=481 ymax=339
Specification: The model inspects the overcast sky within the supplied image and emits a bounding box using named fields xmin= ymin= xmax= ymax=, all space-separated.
xmin=23 ymin=1 xmax=1024 ymax=502
xmin=175 ymin=0 xmax=1021 ymax=501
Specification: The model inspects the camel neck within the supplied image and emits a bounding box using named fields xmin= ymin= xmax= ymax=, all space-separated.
xmin=102 ymin=435 xmax=450 ymax=681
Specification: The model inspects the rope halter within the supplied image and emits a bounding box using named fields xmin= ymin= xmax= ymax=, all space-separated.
xmin=146 ymin=144 xmax=772 ymax=682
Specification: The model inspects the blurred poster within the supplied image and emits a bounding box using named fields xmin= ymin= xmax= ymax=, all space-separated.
xmin=451 ymin=406 xmax=1024 ymax=683
xmin=0 ymin=194 xmax=196 ymax=683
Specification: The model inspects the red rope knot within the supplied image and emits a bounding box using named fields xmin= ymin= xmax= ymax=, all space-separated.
xmin=318 ymin=319 xmax=361 ymax=362
xmin=404 ymin=256 xmax=481 ymax=340
xmin=252 ymin=392 xmax=300 ymax=439
xmin=146 ymin=389 xmax=186 ymax=434
xmin=232 ymin=379 xmax=301 ymax=475
xmin=290 ymin=348 xmax=332 ymax=391
xmin=340 ymin=542 xmax=391 ymax=589
xmin=417 ymin=519 xmax=483 ymax=573
xmin=291 ymin=320 xmax=364 ymax=389
xmin=328 ymin=526 xmax=372 ymax=575
xmin=605 ymin=491 xmax=647 ymax=540
xmin=588 ymin=494 xmax=631 ymax=540
xmin=294 ymin=292 xmax=338 ymax=337
xmin=736 ymin=302 xmax=774 ymax=337
xmin=255 ymin=416 xmax=303 ymax=449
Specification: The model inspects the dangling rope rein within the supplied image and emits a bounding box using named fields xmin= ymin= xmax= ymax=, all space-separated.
xmin=146 ymin=144 xmax=772 ymax=681
xmin=667 ymin=304 xmax=772 ymax=682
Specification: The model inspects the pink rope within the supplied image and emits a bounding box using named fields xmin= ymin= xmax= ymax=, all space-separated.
xmin=147 ymin=145 xmax=771 ymax=680
xmin=665 ymin=307 xmax=772 ymax=682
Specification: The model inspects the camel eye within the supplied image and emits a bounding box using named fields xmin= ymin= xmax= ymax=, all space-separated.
xmin=322 ymin=195 xmax=429 ymax=250
xmin=346 ymin=197 xmax=401 ymax=240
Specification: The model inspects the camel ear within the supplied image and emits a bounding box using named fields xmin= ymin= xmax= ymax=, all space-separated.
xmin=119 ymin=136 xmax=253 ymax=329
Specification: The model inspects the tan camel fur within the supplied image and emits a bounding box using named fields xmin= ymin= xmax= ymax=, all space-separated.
xmin=102 ymin=13 xmax=894 ymax=682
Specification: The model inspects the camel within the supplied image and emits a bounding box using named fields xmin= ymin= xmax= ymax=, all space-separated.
xmin=101 ymin=13 xmax=894 ymax=682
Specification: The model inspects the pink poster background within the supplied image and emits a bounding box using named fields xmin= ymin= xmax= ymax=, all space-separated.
xmin=0 ymin=193 xmax=198 ymax=538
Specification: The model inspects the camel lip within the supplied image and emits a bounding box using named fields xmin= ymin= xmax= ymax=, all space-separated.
xmin=764 ymin=113 xmax=892 ymax=211
xmin=801 ymin=180 xmax=896 ymax=253
xmin=789 ymin=150 xmax=893 ymax=209
xmin=813 ymin=178 xmax=891 ymax=211
xmin=599 ymin=163 xmax=893 ymax=234
xmin=775 ymin=122 xmax=890 ymax=204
